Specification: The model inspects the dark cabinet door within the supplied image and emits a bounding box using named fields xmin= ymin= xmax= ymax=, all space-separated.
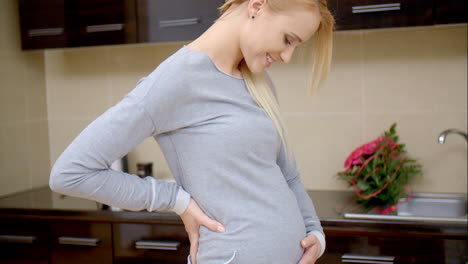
xmin=434 ymin=0 xmax=467 ymax=24
xmin=0 ymin=218 xmax=49 ymax=264
xmin=137 ymin=0 xmax=225 ymax=43
xmin=18 ymin=0 xmax=68 ymax=49
xmin=50 ymin=221 xmax=113 ymax=264
xmin=334 ymin=0 xmax=434 ymax=30
xmin=18 ymin=0 xmax=137 ymax=49
xmin=113 ymin=223 xmax=190 ymax=264
xmin=68 ymin=0 xmax=137 ymax=47
xmin=318 ymin=231 xmax=468 ymax=264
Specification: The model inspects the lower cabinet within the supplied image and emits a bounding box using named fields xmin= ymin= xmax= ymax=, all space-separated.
xmin=317 ymin=231 xmax=468 ymax=264
xmin=50 ymin=221 xmax=113 ymax=264
xmin=0 ymin=218 xmax=49 ymax=264
xmin=2 ymin=217 xmax=466 ymax=264
xmin=113 ymin=223 xmax=190 ymax=264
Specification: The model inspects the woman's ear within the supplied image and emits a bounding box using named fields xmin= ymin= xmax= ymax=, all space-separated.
xmin=247 ymin=0 xmax=268 ymax=18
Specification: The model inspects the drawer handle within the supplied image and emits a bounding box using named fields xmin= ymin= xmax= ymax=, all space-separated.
xmin=86 ymin=23 xmax=124 ymax=33
xmin=58 ymin=236 xmax=100 ymax=247
xmin=159 ymin=18 xmax=200 ymax=28
xmin=352 ymin=3 xmax=401 ymax=14
xmin=135 ymin=240 xmax=181 ymax=251
xmin=0 ymin=235 xmax=36 ymax=244
xmin=342 ymin=253 xmax=395 ymax=264
xmin=28 ymin=28 xmax=64 ymax=37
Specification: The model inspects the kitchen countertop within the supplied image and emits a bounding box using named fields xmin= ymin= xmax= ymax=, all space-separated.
xmin=0 ymin=186 xmax=466 ymax=238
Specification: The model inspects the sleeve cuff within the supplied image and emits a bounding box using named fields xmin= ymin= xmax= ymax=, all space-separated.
xmin=307 ymin=230 xmax=326 ymax=258
xmin=172 ymin=187 xmax=191 ymax=215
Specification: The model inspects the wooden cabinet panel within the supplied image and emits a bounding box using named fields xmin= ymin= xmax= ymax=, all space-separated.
xmin=0 ymin=218 xmax=49 ymax=264
xmin=18 ymin=0 xmax=137 ymax=49
xmin=334 ymin=0 xmax=434 ymax=30
xmin=434 ymin=0 xmax=467 ymax=24
xmin=317 ymin=231 xmax=468 ymax=264
xmin=50 ymin=221 xmax=113 ymax=264
xmin=137 ymin=0 xmax=224 ymax=43
xmin=18 ymin=0 xmax=68 ymax=49
xmin=68 ymin=0 xmax=137 ymax=47
xmin=113 ymin=223 xmax=189 ymax=264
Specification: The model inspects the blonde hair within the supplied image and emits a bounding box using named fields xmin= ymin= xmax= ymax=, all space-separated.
xmin=218 ymin=0 xmax=335 ymax=163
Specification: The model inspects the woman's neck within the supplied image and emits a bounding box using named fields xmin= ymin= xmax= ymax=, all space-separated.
xmin=186 ymin=17 xmax=245 ymax=78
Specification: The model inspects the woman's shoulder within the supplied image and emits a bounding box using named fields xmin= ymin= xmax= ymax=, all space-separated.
xmin=126 ymin=46 xmax=209 ymax=105
xmin=146 ymin=45 xmax=212 ymax=81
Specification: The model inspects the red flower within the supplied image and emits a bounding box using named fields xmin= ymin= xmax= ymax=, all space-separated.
xmin=344 ymin=136 xmax=399 ymax=171
xmin=344 ymin=136 xmax=383 ymax=170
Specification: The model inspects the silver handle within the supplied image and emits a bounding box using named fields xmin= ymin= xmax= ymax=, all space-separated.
xmin=58 ymin=236 xmax=100 ymax=247
xmin=28 ymin=28 xmax=64 ymax=37
xmin=342 ymin=254 xmax=395 ymax=264
xmin=0 ymin=235 xmax=36 ymax=244
xmin=159 ymin=18 xmax=200 ymax=28
xmin=352 ymin=3 xmax=401 ymax=14
xmin=135 ymin=240 xmax=181 ymax=250
xmin=86 ymin=23 xmax=124 ymax=33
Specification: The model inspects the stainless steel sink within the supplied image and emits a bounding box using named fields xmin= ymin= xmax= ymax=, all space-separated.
xmin=344 ymin=193 xmax=468 ymax=224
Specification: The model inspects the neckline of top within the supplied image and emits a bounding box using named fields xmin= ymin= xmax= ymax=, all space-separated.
xmin=182 ymin=45 xmax=244 ymax=81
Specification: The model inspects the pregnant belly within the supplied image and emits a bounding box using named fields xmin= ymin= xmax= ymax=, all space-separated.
xmin=196 ymin=202 xmax=307 ymax=264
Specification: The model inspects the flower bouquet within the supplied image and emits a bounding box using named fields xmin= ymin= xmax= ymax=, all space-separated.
xmin=337 ymin=123 xmax=423 ymax=215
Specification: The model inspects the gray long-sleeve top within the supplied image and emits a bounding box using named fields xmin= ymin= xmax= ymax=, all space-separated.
xmin=50 ymin=45 xmax=325 ymax=263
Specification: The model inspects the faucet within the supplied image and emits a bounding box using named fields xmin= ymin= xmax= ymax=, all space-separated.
xmin=438 ymin=129 xmax=468 ymax=144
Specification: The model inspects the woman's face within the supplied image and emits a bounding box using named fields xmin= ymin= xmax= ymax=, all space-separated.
xmin=239 ymin=1 xmax=321 ymax=74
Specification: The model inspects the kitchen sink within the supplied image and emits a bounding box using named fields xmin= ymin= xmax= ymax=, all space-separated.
xmin=344 ymin=193 xmax=468 ymax=224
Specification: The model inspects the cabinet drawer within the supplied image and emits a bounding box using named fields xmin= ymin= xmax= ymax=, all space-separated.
xmin=0 ymin=218 xmax=49 ymax=264
xmin=318 ymin=231 xmax=467 ymax=264
xmin=335 ymin=0 xmax=434 ymax=30
xmin=50 ymin=221 xmax=112 ymax=264
xmin=113 ymin=223 xmax=189 ymax=264
xmin=137 ymin=0 xmax=224 ymax=43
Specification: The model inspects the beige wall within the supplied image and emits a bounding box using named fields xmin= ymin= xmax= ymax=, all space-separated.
xmin=0 ymin=0 xmax=466 ymax=196
xmin=0 ymin=0 xmax=50 ymax=197
xmin=45 ymin=24 xmax=467 ymax=194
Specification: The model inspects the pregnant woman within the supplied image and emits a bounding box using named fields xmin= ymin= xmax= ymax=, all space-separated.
xmin=50 ymin=0 xmax=335 ymax=263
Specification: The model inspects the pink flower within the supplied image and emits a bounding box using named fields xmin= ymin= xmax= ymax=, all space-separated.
xmin=344 ymin=136 xmax=383 ymax=170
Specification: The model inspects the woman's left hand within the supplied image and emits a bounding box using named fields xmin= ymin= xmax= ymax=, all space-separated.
xmin=298 ymin=233 xmax=321 ymax=264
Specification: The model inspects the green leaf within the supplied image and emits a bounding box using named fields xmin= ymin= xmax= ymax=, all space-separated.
xmin=357 ymin=181 xmax=370 ymax=191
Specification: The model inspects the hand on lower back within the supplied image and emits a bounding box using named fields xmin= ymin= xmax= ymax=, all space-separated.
xmin=180 ymin=199 xmax=225 ymax=264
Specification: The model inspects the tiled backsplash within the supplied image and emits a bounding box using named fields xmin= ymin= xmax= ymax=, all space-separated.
xmin=0 ymin=0 xmax=466 ymax=196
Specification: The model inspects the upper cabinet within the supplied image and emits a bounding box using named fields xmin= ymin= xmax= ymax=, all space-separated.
xmin=18 ymin=0 xmax=67 ymax=49
xmin=434 ymin=0 xmax=467 ymax=24
xmin=328 ymin=0 xmax=467 ymax=31
xmin=137 ymin=0 xmax=224 ymax=43
xmin=67 ymin=0 xmax=137 ymax=47
xmin=18 ymin=0 xmax=467 ymax=50
xmin=329 ymin=0 xmax=434 ymax=30
xmin=18 ymin=0 xmax=137 ymax=49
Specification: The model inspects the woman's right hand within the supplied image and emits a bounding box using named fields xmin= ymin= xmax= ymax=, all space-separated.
xmin=180 ymin=198 xmax=225 ymax=264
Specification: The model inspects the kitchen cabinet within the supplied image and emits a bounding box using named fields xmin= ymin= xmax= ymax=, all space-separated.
xmin=330 ymin=0 xmax=434 ymax=30
xmin=50 ymin=221 xmax=113 ymax=264
xmin=17 ymin=0 xmax=467 ymax=50
xmin=0 ymin=218 xmax=49 ymax=264
xmin=113 ymin=223 xmax=189 ymax=264
xmin=0 ymin=188 xmax=466 ymax=264
xmin=434 ymin=0 xmax=467 ymax=24
xmin=18 ymin=0 xmax=137 ymax=50
xmin=137 ymin=0 xmax=224 ymax=43
xmin=18 ymin=0 xmax=67 ymax=49
xmin=67 ymin=0 xmax=137 ymax=48
xmin=317 ymin=230 xmax=467 ymax=264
